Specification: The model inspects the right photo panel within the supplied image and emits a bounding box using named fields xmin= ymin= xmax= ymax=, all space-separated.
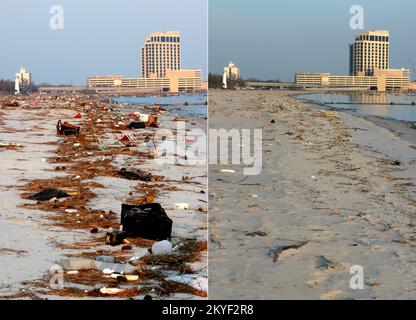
xmin=208 ymin=0 xmax=416 ymax=299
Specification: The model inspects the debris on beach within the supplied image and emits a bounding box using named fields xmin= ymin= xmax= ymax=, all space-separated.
xmin=315 ymin=255 xmax=338 ymax=270
xmin=121 ymin=203 xmax=173 ymax=241
xmin=56 ymin=120 xmax=80 ymax=136
xmin=0 ymin=92 xmax=207 ymax=300
xmin=118 ymin=168 xmax=152 ymax=181
xmin=268 ymin=240 xmax=308 ymax=263
xmin=30 ymin=188 xmax=70 ymax=201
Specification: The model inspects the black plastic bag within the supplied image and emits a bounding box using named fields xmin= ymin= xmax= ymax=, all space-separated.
xmin=121 ymin=203 xmax=172 ymax=241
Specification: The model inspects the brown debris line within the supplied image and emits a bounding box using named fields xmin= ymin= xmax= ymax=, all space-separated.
xmin=0 ymin=248 xmax=28 ymax=255
xmin=17 ymin=176 xmax=119 ymax=230
xmin=0 ymin=290 xmax=40 ymax=300
xmin=24 ymin=266 xmax=203 ymax=298
xmin=53 ymin=236 xmax=108 ymax=250
xmin=46 ymin=286 xmax=144 ymax=299
xmin=157 ymin=281 xmax=207 ymax=298
xmin=0 ymin=143 xmax=24 ymax=151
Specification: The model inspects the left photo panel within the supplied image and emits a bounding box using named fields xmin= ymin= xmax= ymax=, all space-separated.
xmin=0 ymin=0 xmax=208 ymax=299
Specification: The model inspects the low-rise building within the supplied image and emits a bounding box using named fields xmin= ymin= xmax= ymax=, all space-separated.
xmin=87 ymin=69 xmax=203 ymax=93
xmin=87 ymin=75 xmax=123 ymax=87
xmin=295 ymin=70 xmax=410 ymax=91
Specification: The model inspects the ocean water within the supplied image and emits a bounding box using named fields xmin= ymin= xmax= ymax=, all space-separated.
xmin=113 ymin=94 xmax=207 ymax=117
xmin=299 ymin=93 xmax=416 ymax=122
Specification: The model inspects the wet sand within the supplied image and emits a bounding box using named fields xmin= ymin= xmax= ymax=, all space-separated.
xmin=209 ymin=89 xmax=416 ymax=299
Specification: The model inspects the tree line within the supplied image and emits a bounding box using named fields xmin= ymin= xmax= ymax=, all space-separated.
xmin=208 ymin=73 xmax=246 ymax=90
xmin=0 ymin=79 xmax=37 ymax=93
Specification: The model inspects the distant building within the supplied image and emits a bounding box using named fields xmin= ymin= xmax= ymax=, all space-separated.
xmin=88 ymin=69 xmax=203 ymax=93
xmin=15 ymin=67 xmax=32 ymax=87
xmin=349 ymin=30 xmax=389 ymax=76
xmin=141 ymin=31 xmax=181 ymax=78
xmin=295 ymin=70 xmax=410 ymax=91
xmin=88 ymin=31 xmax=204 ymax=93
xmin=223 ymin=61 xmax=240 ymax=81
xmin=87 ymin=75 xmax=123 ymax=87
xmin=295 ymin=30 xmax=410 ymax=92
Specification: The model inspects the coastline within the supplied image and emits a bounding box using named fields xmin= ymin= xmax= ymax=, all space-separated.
xmin=209 ymin=89 xmax=416 ymax=299
xmin=294 ymin=92 xmax=416 ymax=146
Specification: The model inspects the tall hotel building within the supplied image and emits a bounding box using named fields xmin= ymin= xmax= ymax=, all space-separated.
xmin=349 ymin=30 xmax=389 ymax=76
xmin=141 ymin=31 xmax=181 ymax=78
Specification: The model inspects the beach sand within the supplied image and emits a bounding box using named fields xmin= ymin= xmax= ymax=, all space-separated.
xmin=209 ymin=89 xmax=416 ymax=299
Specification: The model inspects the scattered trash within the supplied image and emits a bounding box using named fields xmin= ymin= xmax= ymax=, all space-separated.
xmin=2 ymin=100 xmax=19 ymax=107
xmin=90 ymin=227 xmax=99 ymax=233
xmin=147 ymin=115 xmax=159 ymax=127
xmin=315 ymin=255 xmax=337 ymax=270
xmin=119 ymin=133 xmax=135 ymax=142
xmin=121 ymin=203 xmax=172 ymax=241
xmin=127 ymin=122 xmax=146 ymax=129
xmin=268 ymin=240 xmax=308 ymax=263
xmin=31 ymin=188 xmax=69 ymax=201
xmin=99 ymin=287 xmax=125 ymax=295
xmin=74 ymin=113 xmax=82 ymax=119
xmin=175 ymin=203 xmax=189 ymax=210
xmin=118 ymin=168 xmax=151 ymax=181
xmin=56 ymin=120 xmax=80 ymax=136
xmin=106 ymin=230 xmax=128 ymax=246
xmin=246 ymin=231 xmax=267 ymax=237
xmin=270 ymin=119 xmax=275 ymax=123
xmin=133 ymin=112 xmax=150 ymax=122
xmin=151 ymin=240 xmax=173 ymax=255
xmin=66 ymin=270 xmax=79 ymax=275
xmin=59 ymin=258 xmax=96 ymax=270
xmin=392 ymin=160 xmax=401 ymax=166
xmin=102 ymin=268 xmax=115 ymax=275
xmin=65 ymin=209 xmax=78 ymax=213
xmin=125 ymin=275 xmax=139 ymax=281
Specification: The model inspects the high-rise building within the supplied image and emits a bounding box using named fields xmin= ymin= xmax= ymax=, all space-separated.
xmin=140 ymin=31 xmax=181 ymax=78
xmin=15 ymin=67 xmax=32 ymax=87
xmin=223 ymin=61 xmax=241 ymax=81
xmin=349 ymin=30 xmax=389 ymax=76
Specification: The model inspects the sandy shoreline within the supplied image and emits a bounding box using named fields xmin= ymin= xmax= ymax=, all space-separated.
xmin=0 ymin=93 xmax=207 ymax=300
xmin=295 ymin=94 xmax=416 ymax=146
xmin=209 ymin=89 xmax=416 ymax=299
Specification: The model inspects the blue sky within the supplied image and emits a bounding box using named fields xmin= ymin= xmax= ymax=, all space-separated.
xmin=0 ymin=0 xmax=207 ymax=85
xmin=209 ymin=0 xmax=416 ymax=81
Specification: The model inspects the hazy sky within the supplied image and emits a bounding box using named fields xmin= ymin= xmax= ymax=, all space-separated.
xmin=210 ymin=0 xmax=416 ymax=81
xmin=0 ymin=0 xmax=207 ymax=85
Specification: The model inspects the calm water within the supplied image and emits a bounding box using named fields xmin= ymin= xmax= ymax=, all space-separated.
xmin=299 ymin=93 xmax=416 ymax=122
xmin=114 ymin=94 xmax=207 ymax=117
